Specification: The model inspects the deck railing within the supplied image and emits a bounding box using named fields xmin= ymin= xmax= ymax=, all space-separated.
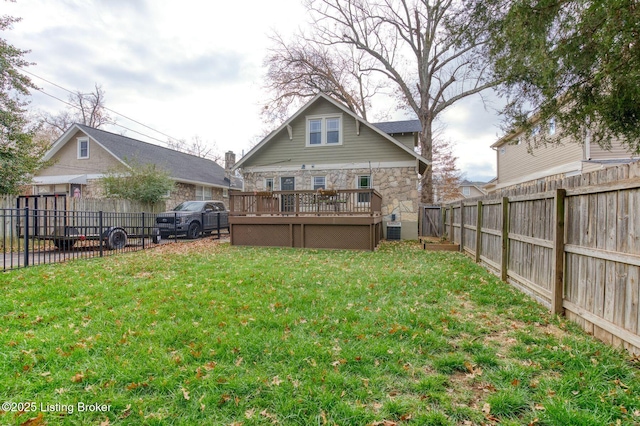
xmin=230 ymin=189 xmax=382 ymax=217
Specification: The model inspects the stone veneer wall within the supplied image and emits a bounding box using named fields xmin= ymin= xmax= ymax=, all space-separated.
xmin=83 ymin=181 xmax=227 ymax=209
xmin=243 ymin=167 xmax=420 ymax=239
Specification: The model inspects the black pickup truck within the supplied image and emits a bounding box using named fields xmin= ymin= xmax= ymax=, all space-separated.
xmin=155 ymin=200 xmax=229 ymax=239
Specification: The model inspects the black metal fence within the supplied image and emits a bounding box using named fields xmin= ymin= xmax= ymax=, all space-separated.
xmin=1 ymin=208 xmax=228 ymax=272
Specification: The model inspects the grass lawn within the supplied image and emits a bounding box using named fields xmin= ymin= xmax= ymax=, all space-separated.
xmin=1 ymin=240 xmax=639 ymax=425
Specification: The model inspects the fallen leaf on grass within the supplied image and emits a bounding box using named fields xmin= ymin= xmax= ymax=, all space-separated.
xmin=20 ymin=413 xmax=44 ymax=426
xmin=260 ymin=409 xmax=278 ymax=423
xmin=71 ymin=372 xmax=84 ymax=383
xmin=182 ymin=388 xmax=190 ymax=400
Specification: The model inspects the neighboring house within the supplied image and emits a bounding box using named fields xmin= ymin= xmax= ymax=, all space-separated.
xmin=458 ymin=180 xmax=487 ymax=199
xmin=232 ymin=93 xmax=429 ymax=240
xmin=489 ymin=117 xmax=640 ymax=191
xmin=33 ymin=124 xmax=241 ymax=206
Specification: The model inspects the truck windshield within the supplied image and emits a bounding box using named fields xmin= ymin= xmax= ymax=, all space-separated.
xmin=172 ymin=201 xmax=206 ymax=212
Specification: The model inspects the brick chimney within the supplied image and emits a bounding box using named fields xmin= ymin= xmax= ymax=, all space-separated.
xmin=224 ymin=151 xmax=236 ymax=179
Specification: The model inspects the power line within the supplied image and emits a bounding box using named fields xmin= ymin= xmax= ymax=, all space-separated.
xmin=19 ymin=67 xmax=184 ymax=143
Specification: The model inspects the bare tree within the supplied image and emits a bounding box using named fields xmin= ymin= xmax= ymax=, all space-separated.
xmin=266 ymin=0 xmax=499 ymax=203
xmin=40 ymin=83 xmax=112 ymax=137
xmin=166 ymin=136 xmax=223 ymax=165
xmin=263 ymin=32 xmax=386 ymax=123
xmin=431 ymin=137 xmax=462 ymax=203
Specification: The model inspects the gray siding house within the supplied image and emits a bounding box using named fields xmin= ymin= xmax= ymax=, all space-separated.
xmin=34 ymin=124 xmax=240 ymax=206
xmin=233 ymin=93 xmax=429 ymax=240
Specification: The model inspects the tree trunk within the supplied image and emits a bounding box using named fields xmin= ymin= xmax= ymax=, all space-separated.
xmin=419 ymin=118 xmax=434 ymax=204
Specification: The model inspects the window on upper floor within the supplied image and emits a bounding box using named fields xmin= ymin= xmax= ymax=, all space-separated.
xmin=306 ymin=115 xmax=343 ymax=146
xmin=462 ymin=186 xmax=471 ymax=196
xmin=77 ymin=138 xmax=89 ymax=159
xmin=548 ymin=117 xmax=556 ymax=135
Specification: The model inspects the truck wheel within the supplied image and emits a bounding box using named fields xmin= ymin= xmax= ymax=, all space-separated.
xmin=187 ymin=222 xmax=201 ymax=239
xmin=107 ymin=228 xmax=128 ymax=250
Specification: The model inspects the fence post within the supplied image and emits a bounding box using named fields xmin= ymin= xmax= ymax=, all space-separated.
xmin=99 ymin=211 xmax=104 ymax=257
xmin=448 ymin=205 xmax=453 ymax=243
xmin=459 ymin=200 xmax=465 ymax=252
xmin=142 ymin=212 xmax=145 ymax=250
xmin=217 ymin=212 xmax=221 ymax=239
xmin=475 ymin=200 xmax=483 ymax=263
xmin=551 ymin=189 xmax=566 ymax=315
xmin=501 ymin=197 xmax=509 ymax=282
xmin=23 ymin=207 xmax=29 ymax=267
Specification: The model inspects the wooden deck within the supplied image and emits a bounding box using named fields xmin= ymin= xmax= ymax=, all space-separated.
xmin=229 ymin=190 xmax=383 ymax=250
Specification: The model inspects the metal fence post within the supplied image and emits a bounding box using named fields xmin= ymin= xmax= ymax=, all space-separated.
xmin=99 ymin=211 xmax=104 ymax=257
xmin=174 ymin=212 xmax=177 ymax=242
xmin=23 ymin=207 xmax=29 ymax=267
xmin=217 ymin=212 xmax=221 ymax=239
xmin=141 ymin=212 xmax=145 ymax=250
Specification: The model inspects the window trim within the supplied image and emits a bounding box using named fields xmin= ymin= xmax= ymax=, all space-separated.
xmin=265 ymin=177 xmax=274 ymax=192
xmin=357 ymin=174 xmax=372 ymax=203
xmin=305 ymin=114 xmax=343 ymax=147
xmin=462 ymin=186 xmax=471 ymax=196
xmin=548 ymin=117 xmax=556 ymax=135
xmin=77 ymin=137 xmax=90 ymax=159
xmin=313 ymin=176 xmax=326 ymax=191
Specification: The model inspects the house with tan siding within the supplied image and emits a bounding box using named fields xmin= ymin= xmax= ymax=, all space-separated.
xmin=34 ymin=124 xmax=241 ymax=206
xmin=489 ymin=117 xmax=640 ymax=191
xmin=232 ymin=93 xmax=429 ymax=240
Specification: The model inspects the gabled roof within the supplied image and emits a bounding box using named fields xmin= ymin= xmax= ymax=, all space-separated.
xmin=44 ymin=124 xmax=241 ymax=189
xmin=233 ymin=93 xmax=429 ymax=172
xmin=373 ymin=120 xmax=421 ymax=134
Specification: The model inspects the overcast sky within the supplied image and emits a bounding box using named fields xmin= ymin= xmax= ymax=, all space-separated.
xmin=4 ymin=0 xmax=503 ymax=182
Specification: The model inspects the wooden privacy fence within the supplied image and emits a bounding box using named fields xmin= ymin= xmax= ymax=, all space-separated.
xmin=445 ymin=178 xmax=640 ymax=355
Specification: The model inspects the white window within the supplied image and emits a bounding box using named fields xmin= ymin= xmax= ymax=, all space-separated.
xmin=265 ymin=178 xmax=274 ymax=192
xmin=531 ymin=125 xmax=540 ymax=136
xmin=306 ymin=115 xmax=343 ymax=146
xmin=77 ymin=138 xmax=89 ymax=159
xmin=548 ymin=117 xmax=556 ymax=135
xmin=462 ymin=186 xmax=471 ymax=196
xmin=357 ymin=175 xmax=371 ymax=203
xmin=196 ymin=186 xmax=213 ymax=200
xmin=313 ymin=176 xmax=326 ymax=190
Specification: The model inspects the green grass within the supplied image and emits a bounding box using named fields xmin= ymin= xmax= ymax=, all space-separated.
xmin=1 ymin=240 xmax=639 ymax=425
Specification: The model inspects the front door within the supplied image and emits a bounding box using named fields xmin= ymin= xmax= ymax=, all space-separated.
xmin=281 ymin=177 xmax=295 ymax=212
